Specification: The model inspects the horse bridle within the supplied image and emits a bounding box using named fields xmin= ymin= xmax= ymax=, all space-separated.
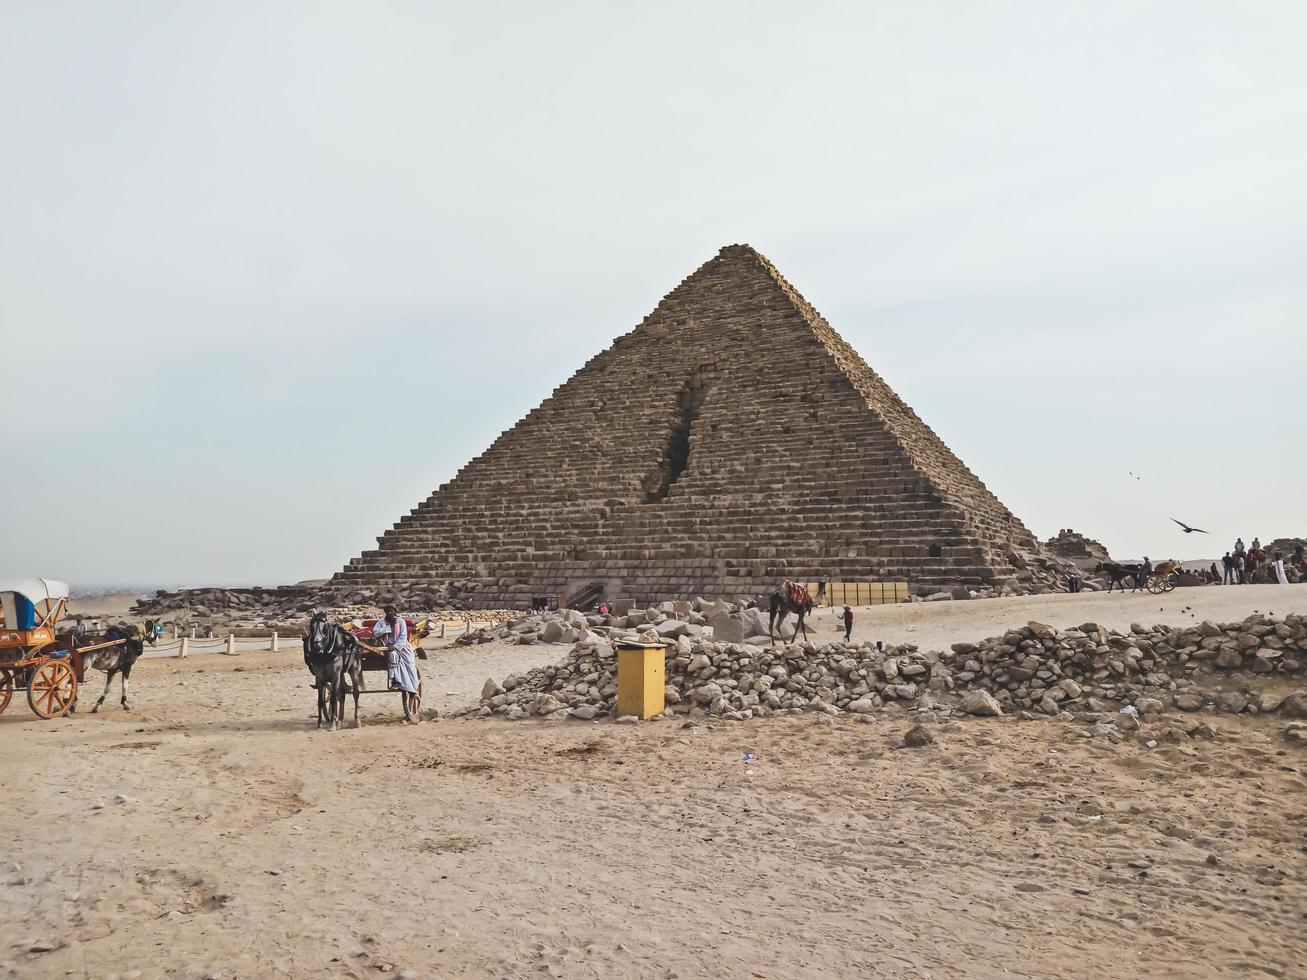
xmin=306 ymin=615 xmax=346 ymax=664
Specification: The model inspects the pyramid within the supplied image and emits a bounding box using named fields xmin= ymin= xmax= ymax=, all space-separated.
xmin=333 ymin=245 xmax=1038 ymax=607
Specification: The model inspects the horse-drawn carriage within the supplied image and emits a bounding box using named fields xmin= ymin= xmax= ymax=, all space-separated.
xmin=1144 ymin=560 xmax=1184 ymax=594
xmin=347 ymin=617 xmax=435 ymax=712
xmin=0 ymin=579 xmax=79 ymax=718
xmin=303 ymin=612 xmax=436 ymax=729
xmin=0 ymin=579 xmax=155 ymax=719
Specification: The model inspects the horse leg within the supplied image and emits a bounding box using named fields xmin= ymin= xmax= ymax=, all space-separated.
xmin=352 ymin=665 xmax=362 ymax=728
xmin=120 ymin=663 xmax=132 ymax=710
xmin=335 ymin=671 xmax=348 ymax=731
xmin=316 ymin=682 xmax=326 ymax=729
xmin=92 ymin=669 xmax=115 ymax=713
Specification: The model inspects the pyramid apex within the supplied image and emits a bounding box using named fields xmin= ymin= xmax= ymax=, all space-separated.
xmin=715 ymin=242 xmax=766 ymax=259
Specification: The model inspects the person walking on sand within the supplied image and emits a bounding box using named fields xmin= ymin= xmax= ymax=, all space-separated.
xmin=1274 ymin=553 xmax=1289 ymax=585
xmin=373 ymin=604 xmax=421 ymax=722
xmin=1221 ymin=552 xmax=1234 ymax=585
xmin=841 ymin=605 xmax=853 ymax=641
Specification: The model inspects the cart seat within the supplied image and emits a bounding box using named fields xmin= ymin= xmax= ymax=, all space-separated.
xmin=0 ymin=592 xmax=37 ymax=631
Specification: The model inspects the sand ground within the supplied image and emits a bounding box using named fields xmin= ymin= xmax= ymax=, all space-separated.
xmin=2 ymin=586 xmax=1306 ymax=979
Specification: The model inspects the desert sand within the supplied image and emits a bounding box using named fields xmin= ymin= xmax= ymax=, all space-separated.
xmin=2 ymin=587 xmax=1306 ymax=979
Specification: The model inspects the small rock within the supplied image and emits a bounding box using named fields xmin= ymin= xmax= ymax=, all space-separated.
xmin=901 ymin=725 xmax=935 ymax=748
xmin=960 ymin=690 xmax=1004 ymax=717
xmin=1279 ymin=691 xmax=1307 ymax=719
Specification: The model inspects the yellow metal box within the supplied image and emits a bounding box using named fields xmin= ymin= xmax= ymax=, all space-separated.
xmin=616 ymin=642 xmax=666 ymax=719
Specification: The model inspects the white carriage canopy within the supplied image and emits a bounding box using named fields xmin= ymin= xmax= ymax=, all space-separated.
xmin=0 ymin=578 xmax=70 ymax=630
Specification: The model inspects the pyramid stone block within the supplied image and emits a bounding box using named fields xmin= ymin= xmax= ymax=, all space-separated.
xmin=332 ymin=245 xmax=1037 ymax=606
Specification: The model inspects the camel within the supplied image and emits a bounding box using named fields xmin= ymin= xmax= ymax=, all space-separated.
xmin=768 ymin=583 xmax=814 ymax=642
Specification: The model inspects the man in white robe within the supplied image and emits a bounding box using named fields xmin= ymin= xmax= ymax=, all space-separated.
xmin=373 ymin=604 xmax=421 ymax=722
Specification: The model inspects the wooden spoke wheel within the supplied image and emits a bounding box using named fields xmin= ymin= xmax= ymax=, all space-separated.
xmin=27 ymin=660 xmax=77 ymax=719
xmin=0 ymin=668 xmax=12 ymax=715
xmin=1146 ymin=576 xmax=1165 ymax=595
xmin=1161 ymin=575 xmax=1176 ymax=593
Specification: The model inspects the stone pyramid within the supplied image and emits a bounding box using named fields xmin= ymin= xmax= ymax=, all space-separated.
xmin=333 ymin=244 xmax=1038 ymax=607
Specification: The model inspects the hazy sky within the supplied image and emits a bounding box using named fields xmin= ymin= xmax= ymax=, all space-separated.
xmin=3 ymin=1 xmax=1304 ymax=589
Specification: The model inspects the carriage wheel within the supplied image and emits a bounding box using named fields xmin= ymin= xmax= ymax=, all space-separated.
xmin=27 ymin=660 xmax=77 ymax=719
xmin=0 ymin=668 xmax=12 ymax=715
xmin=1162 ymin=575 xmax=1176 ymax=593
xmin=1146 ymin=576 xmax=1165 ymax=595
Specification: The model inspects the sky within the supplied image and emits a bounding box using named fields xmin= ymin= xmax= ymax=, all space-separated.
xmin=2 ymin=1 xmax=1304 ymax=589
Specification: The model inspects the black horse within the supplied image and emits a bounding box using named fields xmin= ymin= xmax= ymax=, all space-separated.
xmin=304 ymin=611 xmax=363 ymax=731
xmin=76 ymin=619 xmax=157 ymax=713
xmin=1094 ymin=562 xmax=1144 ymax=594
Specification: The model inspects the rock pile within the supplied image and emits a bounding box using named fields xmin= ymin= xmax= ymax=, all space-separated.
xmin=938 ymin=547 xmax=1093 ymax=600
xmin=455 ymin=597 xmax=776 ymax=647
xmin=132 ymin=580 xmax=482 ymax=625
xmin=471 ymin=613 xmax=1307 ymax=722
xmin=1043 ymin=529 xmax=1112 ymax=567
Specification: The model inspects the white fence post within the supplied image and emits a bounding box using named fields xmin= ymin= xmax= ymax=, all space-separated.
xmin=225 ymin=634 xmax=237 ymax=655
xmin=179 ymin=637 xmax=189 ymax=658
xmin=271 ymin=631 xmax=280 ymax=652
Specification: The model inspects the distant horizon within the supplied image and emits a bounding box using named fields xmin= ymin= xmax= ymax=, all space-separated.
xmin=64 ymin=540 xmax=1305 ymax=597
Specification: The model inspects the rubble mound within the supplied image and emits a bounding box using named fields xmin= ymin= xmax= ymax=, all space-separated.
xmin=132 ymin=580 xmax=481 ymax=624
xmin=470 ymin=613 xmax=1306 ymax=722
xmin=1043 ymin=529 xmax=1112 ymax=566
xmin=456 ymin=597 xmax=775 ymax=647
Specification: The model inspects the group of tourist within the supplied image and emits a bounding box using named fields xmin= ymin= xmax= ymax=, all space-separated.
xmin=1219 ymin=536 xmax=1300 ymax=586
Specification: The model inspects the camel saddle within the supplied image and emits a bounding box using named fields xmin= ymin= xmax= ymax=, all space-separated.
xmin=784 ymin=581 xmax=810 ymax=606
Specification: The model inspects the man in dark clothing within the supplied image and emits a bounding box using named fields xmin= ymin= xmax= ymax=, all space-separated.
xmin=1221 ymin=552 xmax=1234 ymax=584
xmin=841 ymin=605 xmax=853 ymax=641
xmin=1135 ymin=557 xmax=1153 ymax=592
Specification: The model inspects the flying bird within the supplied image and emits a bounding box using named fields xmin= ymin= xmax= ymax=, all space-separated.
xmin=1170 ymin=518 xmax=1209 ymax=534
xmin=1128 ymin=471 xmax=1141 ymax=480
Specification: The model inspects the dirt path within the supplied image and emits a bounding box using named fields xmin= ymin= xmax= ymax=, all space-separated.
xmin=2 ymin=589 xmax=1305 ymax=979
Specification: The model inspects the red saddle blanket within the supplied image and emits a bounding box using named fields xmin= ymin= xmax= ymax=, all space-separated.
xmin=784 ymin=581 xmax=809 ymax=606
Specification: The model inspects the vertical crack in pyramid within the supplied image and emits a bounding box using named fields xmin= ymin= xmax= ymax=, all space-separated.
xmin=333 ymin=244 xmax=1036 ymax=606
